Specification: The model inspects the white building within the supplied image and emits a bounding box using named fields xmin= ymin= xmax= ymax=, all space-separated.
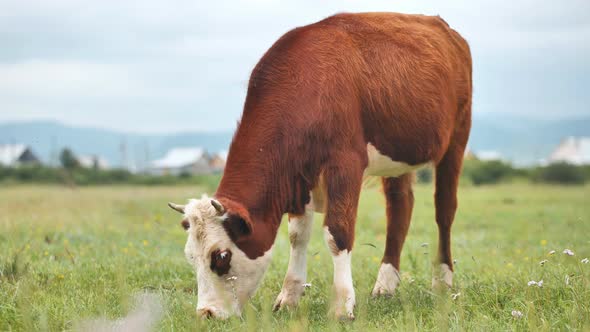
xmin=0 ymin=144 xmax=40 ymax=166
xmin=77 ymin=155 xmax=110 ymax=170
xmin=475 ymin=150 xmax=503 ymax=161
xmin=208 ymin=150 xmax=227 ymax=172
xmin=548 ymin=137 xmax=590 ymax=165
xmin=149 ymin=147 xmax=210 ymax=175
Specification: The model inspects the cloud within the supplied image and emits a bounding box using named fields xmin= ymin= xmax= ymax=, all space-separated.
xmin=0 ymin=0 xmax=589 ymax=132
xmin=0 ymin=61 xmax=143 ymax=98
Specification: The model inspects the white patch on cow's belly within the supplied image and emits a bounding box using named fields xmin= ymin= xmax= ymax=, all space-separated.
xmin=364 ymin=143 xmax=429 ymax=177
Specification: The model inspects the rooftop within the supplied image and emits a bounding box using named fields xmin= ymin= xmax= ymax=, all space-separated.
xmin=150 ymin=147 xmax=205 ymax=169
xmin=0 ymin=144 xmax=28 ymax=166
xmin=548 ymin=137 xmax=590 ymax=165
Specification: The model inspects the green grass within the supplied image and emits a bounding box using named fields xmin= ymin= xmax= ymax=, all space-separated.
xmin=1 ymin=183 xmax=589 ymax=331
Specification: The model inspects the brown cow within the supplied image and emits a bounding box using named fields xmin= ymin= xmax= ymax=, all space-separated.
xmin=168 ymin=12 xmax=472 ymax=319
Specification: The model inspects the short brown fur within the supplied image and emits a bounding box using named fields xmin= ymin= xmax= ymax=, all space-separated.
xmin=215 ymin=12 xmax=472 ymax=269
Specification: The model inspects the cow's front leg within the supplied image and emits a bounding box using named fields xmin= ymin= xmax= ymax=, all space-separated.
xmin=273 ymin=204 xmax=314 ymax=311
xmin=323 ymin=154 xmax=365 ymax=320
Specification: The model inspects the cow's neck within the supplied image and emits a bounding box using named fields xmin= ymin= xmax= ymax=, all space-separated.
xmin=215 ymin=121 xmax=313 ymax=258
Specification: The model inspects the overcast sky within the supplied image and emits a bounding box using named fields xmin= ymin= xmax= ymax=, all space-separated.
xmin=0 ymin=0 xmax=589 ymax=133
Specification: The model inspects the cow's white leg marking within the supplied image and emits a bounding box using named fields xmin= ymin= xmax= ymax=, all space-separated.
xmin=432 ymin=263 xmax=453 ymax=289
xmin=324 ymin=227 xmax=355 ymax=320
xmin=273 ymin=205 xmax=314 ymax=310
xmin=371 ymin=263 xmax=401 ymax=297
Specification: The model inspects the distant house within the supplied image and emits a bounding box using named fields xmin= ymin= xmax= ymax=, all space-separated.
xmin=548 ymin=137 xmax=590 ymax=165
xmin=475 ymin=150 xmax=503 ymax=161
xmin=77 ymin=155 xmax=110 ymax=170
xmin=149 ymin=147 xmax=211 ymax=176
xmin=0 ymin=144 xmax=40 ymax=167
xmin=208 ymin=150 xmax=227 ymax=173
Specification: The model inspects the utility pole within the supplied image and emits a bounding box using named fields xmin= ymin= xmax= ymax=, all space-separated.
xmin=120 ymin=138 xmax=127 ymax=170
xmin=49 ymin=135 xmax=57 ymax=166
xmin=144 ymin=140 xmax=150 ymax=173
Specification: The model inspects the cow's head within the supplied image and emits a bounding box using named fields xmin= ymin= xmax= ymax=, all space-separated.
xmin=168 ymin=196 xmax=273 ymax=319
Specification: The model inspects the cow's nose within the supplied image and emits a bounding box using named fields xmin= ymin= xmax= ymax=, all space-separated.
xmin=197 ymin=307 xmax=215 ymax=319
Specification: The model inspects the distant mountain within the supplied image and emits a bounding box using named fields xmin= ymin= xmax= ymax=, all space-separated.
xmin=1 ymin=115 xmax=589 ymax=168
xmin=469 ymin=113 xmax=590 ymax=165
xmin=0 ymin=121 xmax=232 ymax=169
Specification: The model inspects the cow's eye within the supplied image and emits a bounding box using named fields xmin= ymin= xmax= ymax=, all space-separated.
xmin=210 ymin=249 xmax=232 ymax=276
xmin=180 ymin=218 xmax=190 ymax=230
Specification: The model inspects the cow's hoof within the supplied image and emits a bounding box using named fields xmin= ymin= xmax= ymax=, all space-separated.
xmin=333 ymin=307 xmax=355 ymax=321
xmin=338 ymin=312 xmax=355 ymax=321
xmin=432 ymin=263 xmax=453 ymax=290
xmin=331 ymin=290 xmax=355 ymax=321
xmin=331 ymin=303 xmax=355 ymax=321
xmin=273 ymin=277 xmax=305 ymax=311
xmin=272 ymin=289 xmax=302 ymax=311
xmin=371 ymin=286 xmax=396 ymax=298
xmin=371 ymin=263 xmax=401 ymax=298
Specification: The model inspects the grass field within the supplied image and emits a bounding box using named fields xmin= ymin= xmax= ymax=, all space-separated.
xmin=1 ymin=183 xmax=589 ymax=331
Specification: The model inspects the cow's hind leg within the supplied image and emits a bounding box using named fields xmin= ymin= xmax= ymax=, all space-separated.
xmin=372 ymin=174 xmax=414 ymax=297
xmin=323 ymin=153 xmax=365 ymax=320
xmin=432 ymin=145 xmax=464 ymax=289
xmin=273 ymin=205 xmax=314 ymax=310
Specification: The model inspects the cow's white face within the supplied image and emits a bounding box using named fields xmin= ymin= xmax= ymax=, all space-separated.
xmin=170 ymin=196 xmax=273 ymax=319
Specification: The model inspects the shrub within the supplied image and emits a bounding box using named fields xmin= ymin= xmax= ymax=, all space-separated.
xmin=462 ymin=160 xmax=515 ymax=185
xmin=416 ymin=167 xmax=433 ymax=183
xmin=533 ymin=162 xmax=586 ymax=185
xmin=59 ymin=148 xmax=80 ymax=169
xmin=581 ymin=165 xmax=590 ymax=182
xmin=0 ymin=164 xmax=222 ymax=189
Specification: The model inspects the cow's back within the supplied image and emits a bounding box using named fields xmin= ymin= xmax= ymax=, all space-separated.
xmin=225 ymin=12 xmax=472 ymax=214
xmin=312 ymin=13 xmax=472 ymax=165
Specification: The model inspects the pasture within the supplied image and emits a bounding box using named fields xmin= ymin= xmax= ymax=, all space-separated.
xmin=1 ymin=183 xmax=589 ymax=331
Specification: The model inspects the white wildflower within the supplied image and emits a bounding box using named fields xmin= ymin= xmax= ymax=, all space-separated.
xmin=511 ymin=310 xmax=523 ymax=318
xmin=548 ymin=250 xmax=556 ymax=255
xmin=302 ymin=283 xmax=312 ymax=288
xmin=528 ymin=280 xmax=543 ymax=287
xmin=539 ymin=259 xmax=548 ymax=266
xmin=451 ymin=292 xmax=461 ymax=300
xmin=226 ymin=276 xmax=238 ymax=281
xmin=563 ymin=249 xmax=574 ymax=256
xmin=581 ymin=258 xmax=589 ymax=264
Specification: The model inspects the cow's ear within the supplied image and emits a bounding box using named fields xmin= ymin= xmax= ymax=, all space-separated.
xmin=223 ymin=213 xmax=252 ymax=240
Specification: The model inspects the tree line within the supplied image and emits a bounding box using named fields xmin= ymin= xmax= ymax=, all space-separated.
xmin=1 ymin=148 xmax=589 ymax=186
xmin=417 ymin=159 xmax=590 ymax=185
